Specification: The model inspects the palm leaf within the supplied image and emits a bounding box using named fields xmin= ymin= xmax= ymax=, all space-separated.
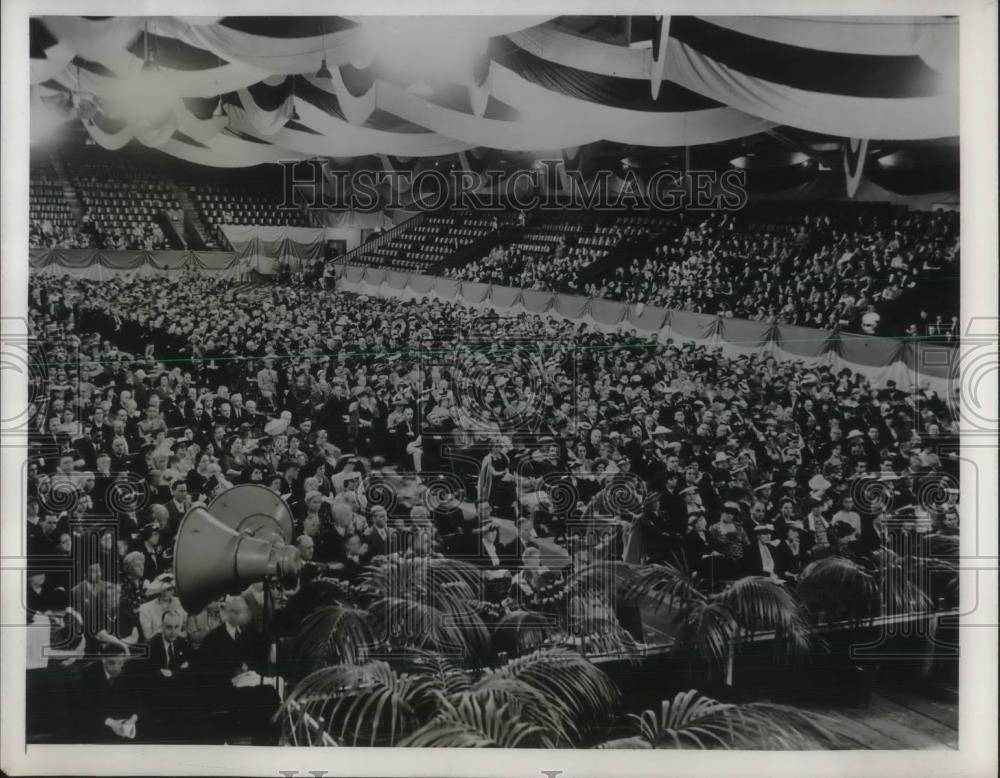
xmin=625 ymin=689 xmax=868 ymax=750
xmin=491 ymin=608 xmax=559 ymax=658
xmin=398 ymin=696 xmax=554 ymax=748
xmin=713 ymin=576 xmax=811 ymax=661
xmin=367 ymin=593 xmax=491 ymax=659
xmin=461 ymin=674 xmax=579 ymax=745
xmin=487 ymin=648 xmax=619 ymax=725
xmin=288 ymin=604 xmax=374 ymax=675
xmin=279 ymin=660 xmax=428 ymax=747
xmin=565 ymin=560 xmax=642 ymax=605
xmin=618 ymin=562 xmax=707 ymax=613
xmin=387 ymin=648 xmax=473 ymax=710
xmin=796 ymin=556 xmax=880 ymax=625
xmin=671 ymin=600 xmax=738 ymax=680
xmin=361 ymin=556 xmax=483 ymax=603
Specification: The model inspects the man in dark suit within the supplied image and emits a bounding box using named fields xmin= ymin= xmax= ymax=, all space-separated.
xmin=196 ymin=596 xmax=278 ymax=744
xmin=144 ymin=610 xmax=194 ymax=740
xmin=362 ymin=505 xmax=396 ymax=561
xmin=161 ymin=480 xmax=191 ymax=546
xmin=70 ymin=643 xmax=142 ymax=742
xmin=773 ymin=522 xmax=809 ymax=584
xmin=148 ymin=610 xmax=192 ymax=677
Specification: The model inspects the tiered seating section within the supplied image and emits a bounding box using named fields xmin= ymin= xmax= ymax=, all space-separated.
xmin=447 ymin=214 xmax=666 ymax=292
xmin=350 ymin=213 xmax=520 ymax=273
xmin=29 ymin=152 xmax=311 ymax=252
xmin=64 ymin=158 xmax=177 ymax=250
xmin=189 ymin=183 xmax=310 ymax=247
xmin=29 ymin=160 xmax=81 ymax=248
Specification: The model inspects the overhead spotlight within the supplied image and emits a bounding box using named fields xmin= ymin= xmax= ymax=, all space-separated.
xmin=315 ymin=58 xmax=333 ymax=81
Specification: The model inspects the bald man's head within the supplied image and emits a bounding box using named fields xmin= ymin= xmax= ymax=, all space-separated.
xmin=296 ymin=534 xmax=315 ymax=561
xmin=223 ymin=595 xmax=250 ymax=627
xmin=149 ymin=503 xmax=169 ymax=525
xmin=332 ymin=502 xmax=354 ymax=529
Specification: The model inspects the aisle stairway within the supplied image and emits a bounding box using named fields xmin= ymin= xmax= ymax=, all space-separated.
xmin=49 ymin=153 xmax=85 ymax=222
xmin=168 ymin=183 xmax=213 ymax=250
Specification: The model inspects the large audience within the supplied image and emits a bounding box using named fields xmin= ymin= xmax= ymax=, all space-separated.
xmin=24 ymin=223 xmax=960 ymax=742
xmin=447 ymin=208 xmax=959 ymax=335
xmin=447 ymin=214 xmax=661 ymax=293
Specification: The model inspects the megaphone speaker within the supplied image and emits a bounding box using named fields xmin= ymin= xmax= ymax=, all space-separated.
xmin=173 ymin=485 xmax=301 ymax=612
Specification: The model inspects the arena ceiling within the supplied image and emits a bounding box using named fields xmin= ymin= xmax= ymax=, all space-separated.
xmin=30 ymin=15 xmax=958 ymax=191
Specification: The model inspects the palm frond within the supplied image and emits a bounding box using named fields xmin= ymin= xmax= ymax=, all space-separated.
xmin=796 ymin=556 xmax=880 ymax=625
xmin=925 ymin=533 xmax=960 ymax=560
xmin=625 ymin=689 xmax=867 ymax=750
xmin=287 ymin=604 xmax=374 ymax=676
xmin=386 ymin=648 xmax=473 ymax=709
xmin=713 ymin=576 xmax=811 ymax=660
xmin=671 ymin=600 xmax=738 ymax=681
xmin=398 ymin=696 xmax=554 ymax=748
xmin=461 ymin=675 xmax=579 ymax=746
xmin=491 ymin=608 xmax=559 ymax=658
xmin=367 ymin=593 xmax=491 ymax=659
xmin=618 ymin=563 xmax=707 ymax=613
xmin=279 ymin=578 xmax=354 ymax=629
xmin=360 ymin=556 xmax=483 ymax=603
xmin=565 ymin=560 xmax=642 ymax=604
xmin=487 ymin=648 xmax=620 ymax=724
xmin=279 ymin=661 xmax=428 ymax=746
xmin=877 ymin=558 xmax=935 ymax=616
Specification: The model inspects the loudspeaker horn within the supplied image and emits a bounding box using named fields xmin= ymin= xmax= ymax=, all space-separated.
xmin=173 ymin=485 xmax=300 ymax=613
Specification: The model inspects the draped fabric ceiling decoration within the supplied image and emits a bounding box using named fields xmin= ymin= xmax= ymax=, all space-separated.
xmin=31 ymin=15 xmax=958 ymax=189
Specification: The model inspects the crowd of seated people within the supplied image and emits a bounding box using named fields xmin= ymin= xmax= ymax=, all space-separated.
xmin=29 ymin=166 xmax=175 ymax=250
xmin=582 ymin=210 xmax=959 ymax=335
xmin=29 ymin=176 xmax=84 ymax=248
xmin=447 ymin=215 xmax=666 ymax=292
xmin=26 ymin=270 xmax=960 ymax=743
xmin=447 ymin=207 xmax=958 ymax=336
xmin=68 ymin=159 xmax=177 ymax=250
xmin=25 ymin=260 xmax=961 ymax=742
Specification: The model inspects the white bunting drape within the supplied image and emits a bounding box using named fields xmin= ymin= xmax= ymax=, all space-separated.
xmin=507 ymin=22 xmax=958 ymax=141
xmin=697 ymin=16 xmax=958 ymax=62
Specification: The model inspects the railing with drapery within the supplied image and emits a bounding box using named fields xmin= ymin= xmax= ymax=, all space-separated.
xmin=333 ymin=264 xmax=959 ymax=395
xmin=334 ymin=212 xmax=426 ymax=265
xmin=28 ymin=248 xmax=244 ymax=280
xmin=220 ymin=225 xmax=325 ymax=275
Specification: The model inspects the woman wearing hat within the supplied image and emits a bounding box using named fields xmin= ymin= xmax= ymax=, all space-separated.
xmin=707 ymin=503 xmax=750 ymax=581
